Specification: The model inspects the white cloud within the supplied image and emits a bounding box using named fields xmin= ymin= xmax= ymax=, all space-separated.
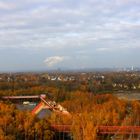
xmin=0 ymin=0 xmax=140 ymax=70
xmin=0 ymin=2 xmax=15 ymax=10
xmin=0 ymin=0 xmax=139 ymax=52
xmin=44 ymin=56 xmax=64 ymax=67
xmin=96 ymin=47 xmax=111 ymax=52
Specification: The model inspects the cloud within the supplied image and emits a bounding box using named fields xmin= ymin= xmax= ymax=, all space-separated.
xmin=0 ymin=0 xmax=140 ymax=51
xmin=96 ymin=47 xmax=111 ymax=52
xmin=44 ymin=56 xmax=64 ymax=67
xmin=0 ymin=0 xmax=140 ymax=70
xmin=0 ymin=2 xmax=16 ymax=10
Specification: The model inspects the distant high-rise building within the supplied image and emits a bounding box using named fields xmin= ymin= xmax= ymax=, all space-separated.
xmin=131 ymin=66 xmax=134 ymax=71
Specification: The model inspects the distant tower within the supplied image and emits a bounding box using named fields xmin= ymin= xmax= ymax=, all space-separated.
xmin=131 ymin=66 xmax=134 ymax=71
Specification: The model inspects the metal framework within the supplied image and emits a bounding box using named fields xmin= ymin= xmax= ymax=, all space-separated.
xmin=97 ymin=126 xmax=140 ymax=134
xmin=51 ymin=125 xmax=71 ymax=133
xmin=50 ymin=125 xmax=140 ymax=135
xmin=2 ymin=95 xmax=140 ymax=137
xmin=2 ymin=95 xmax=70 ymax=116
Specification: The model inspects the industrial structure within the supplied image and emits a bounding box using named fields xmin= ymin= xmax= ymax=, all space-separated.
xmin=2 ymin=95 xmax=140 ymax=139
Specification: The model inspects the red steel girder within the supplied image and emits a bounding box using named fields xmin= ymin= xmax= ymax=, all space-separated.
xmin=51 ymin=125 xmax=71 ymax=132
xmin=97 ymin=126 xmax=140 ymax=134
xmin=50 ymin=125 xmax=140 ymax=134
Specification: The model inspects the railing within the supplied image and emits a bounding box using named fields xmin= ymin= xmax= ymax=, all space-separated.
xmin=97 ymin=126 xmax=140 ymax=134
xmin=50 ymin=125 xmax=140 ymax=134
xmin=51 ymin=125 xmax=71 ymax=132
xmin=2 ymin=95 xmax=40 ymax=99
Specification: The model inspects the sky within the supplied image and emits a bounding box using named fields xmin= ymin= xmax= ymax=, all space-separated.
xmin=0 ymin=0 xmax=140 ymax=72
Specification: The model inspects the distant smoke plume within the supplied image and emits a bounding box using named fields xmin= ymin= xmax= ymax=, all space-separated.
xmin=44 ymin=56 xmax=64 ymax=67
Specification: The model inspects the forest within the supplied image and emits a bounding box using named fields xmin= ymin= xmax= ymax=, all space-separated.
xmin=0 ymin=72 xmax=140 ymax=140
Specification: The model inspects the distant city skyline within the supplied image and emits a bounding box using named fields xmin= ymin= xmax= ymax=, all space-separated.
xmin=0 ymin=0 xmax=140 ymax=72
